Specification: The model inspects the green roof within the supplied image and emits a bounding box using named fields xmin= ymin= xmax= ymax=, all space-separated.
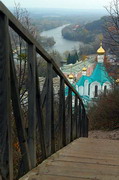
xmin=76 ymin=76 xmax=91 ymax=86
xmin=76 ymin=63 xmax=112 ymax=86
xmin=65 ymin=62 xmax=113 ymax=98
xmin=90 ymin=63 xmax=112 ymax=85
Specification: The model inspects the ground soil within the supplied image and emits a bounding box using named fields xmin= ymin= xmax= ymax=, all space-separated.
xmin=89 ymin=129 xmax=119 ymax=140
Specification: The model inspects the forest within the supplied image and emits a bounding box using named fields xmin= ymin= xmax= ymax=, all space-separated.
xmin=61 ymin=16 xmax=106 ymax=43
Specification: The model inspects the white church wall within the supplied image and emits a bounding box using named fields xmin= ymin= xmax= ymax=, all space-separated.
xmin=102 ymin=82 xmax=112 ymax=91
xmin=78 ymin=86 xmax=84 ymax=96
xmin=84 ymin=80 xmax=89 ymax=96
xmin=90 ymin=81 xmax=101 ymax=98
xmin=69 ymin=79 xmax=74 ymax=84
xmin=76 ymin=85 xmax=78 ymax=92
xmin=82 ymin=71 xmax=87 ymax=76
xmin=97 ymin=55 xmax=104 ymax=63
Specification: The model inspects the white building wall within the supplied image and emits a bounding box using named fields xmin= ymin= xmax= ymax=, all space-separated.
xmin=84 ymin=80 xmax=89 ymax=96
xmin=102 ymin=82 xmax=112 ymax=91
xmin=69 ymin=79 xmax=74 ymax=84
xmin=76 ymin=85 xmax=78 ymax=92
xmin=82 ymin=71 xmax=87 ymax=76
xmin=78 ymin=86 xmax=84 ymax=96
xmin=97 ymin=55 xmax=104 ymax=63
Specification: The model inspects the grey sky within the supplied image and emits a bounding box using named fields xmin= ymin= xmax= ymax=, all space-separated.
xmin=1 ymin=0 xmax=111 ymax=9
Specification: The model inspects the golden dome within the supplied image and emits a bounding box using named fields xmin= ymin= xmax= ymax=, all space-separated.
xmin=116 ymin=79 xmax=119 ymax=83
xmin=97 ymin=43 xmax=105 ymax=54
xmin=68 ymin=74 xmax=74 ymax=79
xmin=82 ymin=67 xmax=87 ymax=71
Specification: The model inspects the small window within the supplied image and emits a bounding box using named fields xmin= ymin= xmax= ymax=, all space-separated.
xmin=94 ymin=85 xmax=98 ymax=97
xmin=104 ymin=85 xmax=107 ymax=95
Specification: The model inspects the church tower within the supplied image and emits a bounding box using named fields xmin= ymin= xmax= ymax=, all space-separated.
xmin=82 ymin=67 xmax=87 ymax=76
xmin=76 ymin=42 xmax=112 ymax=102
xmin=68 ymin=73 xmax=74 ymax=84
xmin=97 ymin=43 xmax=105 ymax=63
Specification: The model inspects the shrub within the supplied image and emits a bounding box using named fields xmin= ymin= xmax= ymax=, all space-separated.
xmin=88 ymin=89 xmax=119 ymax=130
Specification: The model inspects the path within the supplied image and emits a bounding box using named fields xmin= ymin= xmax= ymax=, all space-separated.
xmin=20 ymin=138 xmax=119 ymax=180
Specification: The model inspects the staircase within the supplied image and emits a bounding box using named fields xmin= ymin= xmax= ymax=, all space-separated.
xmin=20 ymin=138 xmax=119 ymax=180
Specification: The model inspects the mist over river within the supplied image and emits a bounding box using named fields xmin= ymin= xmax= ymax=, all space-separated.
xmin=41 ymin=24 xmax=83 ymax=54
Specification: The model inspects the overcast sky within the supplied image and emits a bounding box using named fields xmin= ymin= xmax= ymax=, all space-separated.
xmin=1 ymin=0 xmax=111 ymax=9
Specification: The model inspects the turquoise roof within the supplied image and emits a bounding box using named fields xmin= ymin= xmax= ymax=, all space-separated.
xmin=90 ymin=63 xmax=112 ymax=85
xmin=76 ymin=76 xmax=91 ymax=86
xmin=76 ymin=63 xmax=112 ymax=86
xmin=65 ymin=62 xmax=113 ymax=99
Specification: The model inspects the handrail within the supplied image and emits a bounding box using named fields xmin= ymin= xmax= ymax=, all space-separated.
xmin=0 ymin=2 xmax=88 ymax=180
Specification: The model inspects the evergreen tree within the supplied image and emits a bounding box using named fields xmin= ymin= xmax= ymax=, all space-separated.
xmin=67 ymin=51 xmax=79 ymax=64
xmin=72 ymin=51 xmax=78 ymax=63
xmin=67 ymin=53 xmax=71 ymax=64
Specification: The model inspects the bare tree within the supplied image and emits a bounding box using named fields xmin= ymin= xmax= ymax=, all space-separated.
xmin=10 ymin=3 xmax=38 ymax=107
xmin=102 ymin=0 xmax=119 ymax=84
xmin=104 ymin=0 xmax=119 ymax=58
xmin=13 ymin=2 xmax=37 ymax=36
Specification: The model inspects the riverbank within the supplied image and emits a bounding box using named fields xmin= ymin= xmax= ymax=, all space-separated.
xmin=40 ymin=24 xmax=83 ymax=53
xmin=89 ymin=129 xmax=119 ymax=140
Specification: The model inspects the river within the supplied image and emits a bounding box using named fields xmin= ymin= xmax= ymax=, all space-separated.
xmin=40 ymin=24 xmax=83 ymax=54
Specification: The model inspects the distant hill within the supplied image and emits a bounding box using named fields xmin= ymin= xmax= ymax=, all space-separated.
xmin=85 ymin=17 xmax=105 ymax=33
xmin=29 ymin=8 xmax=107 ymax=32
xmin=62 ymin=16 xmax=107 ymax=43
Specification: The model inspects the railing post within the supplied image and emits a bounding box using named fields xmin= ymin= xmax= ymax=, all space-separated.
xmin=59 ymin=78 xmax=66 ymax=147
xmin=77 ymin=101 xmax=82 ymax=138
xmin=10 ymin=43 xmax=31 ymax=177
xmin=36 ymin=66 xmax=46 ymax=160
xmin=45 ymin=62 xmax=54 ymax=157
xmin=81 ymin=106 xmax=88 ymax=137
xmin=73 ymin=95 xmax=78 ymax=140
xmin=0 ymin=12 xmax=13 ymax=180
xmin=28 ymin=44 xmax=37 ymax=168
xmin=82 ymin=108 xmax=88 ymax=137
xmin=67 ymin=88 xmax=72 ymax=144
xmin=81 ymin=107 xmax=85 ymax=137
